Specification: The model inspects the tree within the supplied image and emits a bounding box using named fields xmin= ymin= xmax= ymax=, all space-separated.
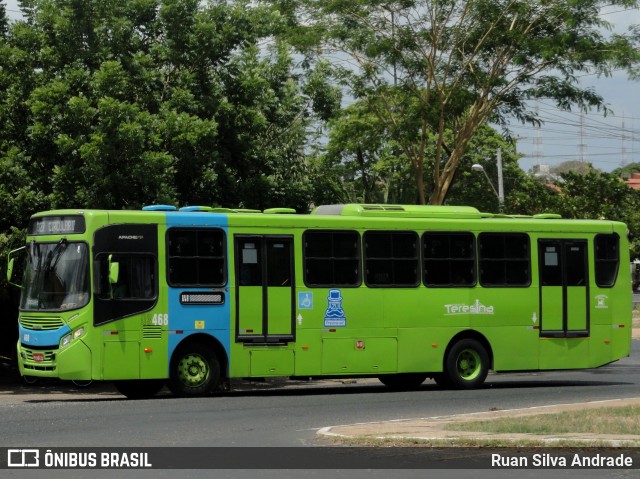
xmin=0 ymin=1 xmax=7 ymax=39
xmin=0 ymin=0 xmax=336 ymax=356
xmin=556 ymin=170 xmax=640 ymax=221
xmin=282 ymin=0 xmax=640 ymax=204
xmin=551 ymin=160 xmax=597 ymax=176
xmin=444 ymin=125 xmax=523 ymax=213
xmin=612 ymin=162 xmax=640 ymax=178
xmin=322 ymin=108 xmax=524 ymax=210
xmin=321 ymin=101 xmax=415 ymax=204
xmin=554 ymin=169 xmax=640 ymax=258
xmin=0 ymin=0 xmax=332 ymax=217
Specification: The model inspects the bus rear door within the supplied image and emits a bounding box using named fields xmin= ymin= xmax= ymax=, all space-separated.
xmin=538 ymin=239 xmax=589 ymax=338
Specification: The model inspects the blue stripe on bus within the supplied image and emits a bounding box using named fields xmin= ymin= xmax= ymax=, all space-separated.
xmin=19 ymin=324 xmax=72 ymax=348
xmin=165 ymin=213 xmax=231 ymax=373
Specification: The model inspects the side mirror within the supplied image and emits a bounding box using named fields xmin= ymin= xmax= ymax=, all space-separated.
xmin=94 ymin=255 xmax=120 ymax=298
xmin=108 ymin=256 xmax=120 ymax=285
xmin=7 ymin=258 xmax=14 ymax=283
xmin=6 ymin=246 xmax=25 ymax=288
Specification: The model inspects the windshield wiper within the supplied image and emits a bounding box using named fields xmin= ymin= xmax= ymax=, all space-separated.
xmin=29 ymin=240 xmax=41 ymax=272
xmin=42 ymin=239 xmax=68 ymax=272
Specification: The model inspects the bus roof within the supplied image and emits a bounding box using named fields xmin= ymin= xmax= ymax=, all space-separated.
xmin=28 ymin=204 xmax=626 ymax=235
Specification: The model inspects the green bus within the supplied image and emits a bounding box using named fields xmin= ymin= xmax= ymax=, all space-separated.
xmin=7 ymin=203 xmax=631 ymax=398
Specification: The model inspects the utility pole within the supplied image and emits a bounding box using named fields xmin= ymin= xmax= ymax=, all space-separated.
xmin=497 ymin=147 xmax=504 ymax=212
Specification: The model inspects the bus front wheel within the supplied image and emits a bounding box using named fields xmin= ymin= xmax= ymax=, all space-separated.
xmin=168 ymin=343 xmax=220 ymax=397
xmin=442 ymin=339 xmax=489 ymax=390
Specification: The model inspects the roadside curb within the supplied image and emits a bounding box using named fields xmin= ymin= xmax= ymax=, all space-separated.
xmin=317 ymin=397 xmax=640 ymax=446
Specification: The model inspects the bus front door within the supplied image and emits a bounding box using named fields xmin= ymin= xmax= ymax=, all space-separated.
xmin=235 ymin=236 xmax=295 ymax=344
xmin=538 ymin=239 xmax=589 ymax=337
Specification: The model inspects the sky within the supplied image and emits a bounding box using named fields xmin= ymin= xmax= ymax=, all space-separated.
xmin=507 ymin=6 xmax=640 ymax=174
xmin=3 ymin=1 xmax=640 ymax=174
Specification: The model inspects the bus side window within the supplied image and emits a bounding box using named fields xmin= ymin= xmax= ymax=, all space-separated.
xmin=239 ymin=242 xmax=261 ymax=286
xmin=97 ymin=254 xmax=155 ymax=300
xmin=478 ymin=233 xmax=530 ymax=287
xmin=364 ymin=231 xmax=420 ymax=287
xmin=167 ymin=228 xmax=226 ymax=287
xmin=541 ymin=246 xmax=561 ymax=286
xmin=595 ymin=234 xmax=619 ymax=287
xmin=267 ymin=241 xmax=291 ymax=287
xmin=424 ymin=232 xmax=475 ymax=287
xmin=303 ymin=230 xmax=361 ymax=287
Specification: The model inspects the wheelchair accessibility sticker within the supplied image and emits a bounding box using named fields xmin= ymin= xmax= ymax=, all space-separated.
xmin=324 ymin=289 xmax=347 ymax=327
xmin=298 ymin=292 xmax=313 ymax=309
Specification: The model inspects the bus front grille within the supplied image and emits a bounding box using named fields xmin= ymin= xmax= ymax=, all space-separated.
xmin=20 ymin=315 xmax=65 ymax=330
xmin=22 ymin=348 xmax=56 ymax=364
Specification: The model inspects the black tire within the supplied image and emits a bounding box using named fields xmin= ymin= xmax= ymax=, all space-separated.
xmin=442 ymin=338 xmax=489 ymax=390
xmin=114 ymin=379 xmax=165 ymax=399
xmin=378 ymin=373 xmax=427 ymax=390
xmin=168 ymin=343 xmax=220 ymax=397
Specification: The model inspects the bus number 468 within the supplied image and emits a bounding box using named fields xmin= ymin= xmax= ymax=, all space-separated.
xmin=151 ymin=314 xmax=169 ymax=326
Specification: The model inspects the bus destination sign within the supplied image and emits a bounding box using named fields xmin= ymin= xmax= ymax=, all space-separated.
xmin=28 ymin=215 xmax=86 ymax=236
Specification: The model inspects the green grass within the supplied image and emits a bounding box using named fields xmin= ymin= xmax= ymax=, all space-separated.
xmin=445 ymin=405 xmax=640 ymax=436
xmin=323 ymin=405 xmax=640 ymax=448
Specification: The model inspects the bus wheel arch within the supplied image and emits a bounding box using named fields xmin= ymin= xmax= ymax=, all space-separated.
xmin=439 ymin=331 xmax=493 ymax=390
xmin=168 ymin=334 xmax=227 ymax=397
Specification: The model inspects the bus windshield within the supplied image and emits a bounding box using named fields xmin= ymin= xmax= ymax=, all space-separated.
xmin=20 ymin=240 xmax=90 ymax=312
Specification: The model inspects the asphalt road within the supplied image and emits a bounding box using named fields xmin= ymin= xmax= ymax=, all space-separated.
xmin=1 ymin=341 xmax=639 ymax=478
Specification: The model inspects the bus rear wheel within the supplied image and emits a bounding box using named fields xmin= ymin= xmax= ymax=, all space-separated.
xmin=443 ymin=339 xmax=489 ymax=390
xmin=114 ymin=379 xmax=165 ymax=399
xmin=378 ymin=373 xmax=427 ymax=390
xmin=168 ymin=343 xmax=220 ymax=397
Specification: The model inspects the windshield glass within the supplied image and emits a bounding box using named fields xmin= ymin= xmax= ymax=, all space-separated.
xmin=20 ymin=241 xmax=90 ymax=311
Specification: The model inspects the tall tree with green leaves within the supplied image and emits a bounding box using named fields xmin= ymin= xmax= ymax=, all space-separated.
xmin=0 ymin=0 xmax=339 ymax=321
xmin=281 ymin=0 xmax=640 ymax=204
xmin=0 ymin=1 xmax=7 ymax=39
xmin=0 ymin=0 xmax=335 ymax=224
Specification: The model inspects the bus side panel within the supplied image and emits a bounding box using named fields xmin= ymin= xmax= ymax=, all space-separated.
xmin=382 ymin=289 xmax=439 ymax=330
xmin=166 ymin=298 xmax=231 ymax=375
xmin=250 ymin=349 xmax=295 ymax=376
xmin=608 ymin=237 xmax=632 ymax=361
xmin=589 ymin=324 xmax=613 ymax=367
xmin=293 ymin=330 xmax=322 ymax=376
xmin=469 ymin=288 xmax=539 ymax=372
xmin=396 ymin=328 xmax=445 ymax=373
xmin=539 ymin=338 xmax=589 ymax=370
xmin=388 ymin=288 xmax=469 ymax=373
xmin=103 ymin=341 xmax=139 ymax=379
xmin=589 ymin=285 xmax=616 ymax=368
xmin=606 ymin=283 xmax=632 ymax=364
xmin=165 ymin=215 xmax=232 ymax=376
xmin=321 ymin=337 xmax=397 ymax=374
xmin=56 ymin=340 xmax=92 ymax=380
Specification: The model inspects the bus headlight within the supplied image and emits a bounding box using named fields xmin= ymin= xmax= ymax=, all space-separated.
xmin=60 ymin=327 xmax=85 ymax=349
xmin=61 ymin=334 xmax=72 ymax=348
